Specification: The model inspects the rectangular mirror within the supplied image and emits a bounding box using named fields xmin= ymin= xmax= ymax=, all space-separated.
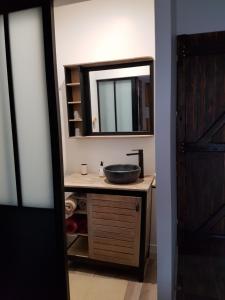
xmin=83 ymin=59 xmax=154 ymax=136
xmin=64 ymin=58 xmax=154 ymax=137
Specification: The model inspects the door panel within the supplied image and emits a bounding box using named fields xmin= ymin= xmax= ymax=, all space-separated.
xmin=0 ymin=208 xmax=63 ymax=300
xmin=184 ymin=55 xmax=225 ymax=143
xmin=9 ymin=7 xmax=53 ymax=208
xmin=182 ymin=152 xmax=225 ymax=231
xmin=0 ymin=15 xmax=17 ymax=206
xmin=0 ymin=1 xmax=69 ymax=300
xmin=87 ymin=193 xmax=141 ymax=267
xmin=210 ymin=217 xmax=225 ymax=235
xmin=177 ymin=32 xmax=225 ymax=238
xmin=212 ymin=124 xmax=225 ymax=143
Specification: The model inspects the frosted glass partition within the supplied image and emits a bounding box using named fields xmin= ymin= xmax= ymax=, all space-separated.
xmin=9 ymin=8 xmax=54 ymax=208
xmin=116 ymin=80 xmax=133 ymax=132
xmin=0 ymin=16 xmax=18 ymax=206
xmin=99 ymin=81 xmax=116 ymax=132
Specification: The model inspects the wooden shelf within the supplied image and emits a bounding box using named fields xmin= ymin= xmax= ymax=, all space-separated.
xmin=68 ymin=101 xmax=81 ymax=104
xmin=66 ymin=233 xmax=78 ymax=249
xmin=65 ymin=173 xmax=154 ymax=192
xmin=77 ymin=233 xmax=88 ymax=237
xmin=69 ymin=119 xmax=83 ymax=122
xmin=74 ymin=209 xmax=87 ymax=215
xmin=67 ymin=232 xmax=88 ymax=237
xmin=66 ymin=83 xmax=80 ymax=87
xmin=67 ymin=235 xmax=89 ymax=258
xmin=70 ymin=135 xmax=153 ymax=139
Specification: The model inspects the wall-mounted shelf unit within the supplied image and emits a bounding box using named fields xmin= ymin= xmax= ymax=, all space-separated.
xmin=64 ymin=65 xmax=84 ymax=137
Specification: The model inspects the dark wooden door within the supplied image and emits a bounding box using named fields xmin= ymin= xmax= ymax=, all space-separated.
xmin=177 ymin=31 xmax=225 ymax=243
xmin=0 ymin=1 xmax=69 ymax=300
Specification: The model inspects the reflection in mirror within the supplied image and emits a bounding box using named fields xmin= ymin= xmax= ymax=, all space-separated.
xmin=85 ymin=60 xmax=154 ymax=135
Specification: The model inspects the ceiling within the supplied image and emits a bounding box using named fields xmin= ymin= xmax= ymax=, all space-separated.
xmin=54 ymin=0 xmax=91 ymax=7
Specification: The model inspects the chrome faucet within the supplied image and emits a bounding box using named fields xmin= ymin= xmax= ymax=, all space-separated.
xmin=126 ymin=149 xmax=144 ymax=178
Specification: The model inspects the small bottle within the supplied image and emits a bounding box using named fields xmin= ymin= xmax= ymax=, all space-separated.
xmin=75 ymin=127 xmax=81 ymax=136
xmin=74 ymin=110 xmax=79 ymax=120
xmin=81 ymin=164 xmax=88 ymax=175
xmin=99 ymin=161 xmax=104 ymax=177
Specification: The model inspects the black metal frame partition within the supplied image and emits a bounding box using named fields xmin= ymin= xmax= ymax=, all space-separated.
xmin=0 ymin=1 xmax=69 ymax=300
xmin=97 ymin=77 xmax=138 ymax=132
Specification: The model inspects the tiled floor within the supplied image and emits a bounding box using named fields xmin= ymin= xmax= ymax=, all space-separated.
xmin=69 ymin=259 xmax=157 ymax=300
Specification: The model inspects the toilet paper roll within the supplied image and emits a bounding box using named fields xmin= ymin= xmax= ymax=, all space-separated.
xmin=65 ymin=196 xmax=77 ymax=218
xmin=78 ymin=198 xmax=87 ymax=211
xmin=80 ymin=164 xmax=88 ymax=175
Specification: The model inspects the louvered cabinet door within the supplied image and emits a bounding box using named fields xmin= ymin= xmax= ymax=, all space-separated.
xmin=87 ymin=193 xmax=141 ymax=267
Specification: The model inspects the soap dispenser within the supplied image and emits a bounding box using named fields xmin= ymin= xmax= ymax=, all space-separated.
xmin=99 ymin=161 xmax=104 ymax=177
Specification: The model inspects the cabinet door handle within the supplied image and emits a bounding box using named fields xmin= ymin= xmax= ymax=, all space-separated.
xmin=136 ymin=202 xmax=140 ymax=212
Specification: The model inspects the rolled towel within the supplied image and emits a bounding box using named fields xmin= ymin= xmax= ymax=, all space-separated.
xmin=65 ymin=196 xmax=77 ymax=218
xmin=65 ymin=218 xmax=78 ymax=234
xmin=78 ymin=198 xmax=87 ymax=211
xmin=74 ymin=215 xmax=88 ymax=234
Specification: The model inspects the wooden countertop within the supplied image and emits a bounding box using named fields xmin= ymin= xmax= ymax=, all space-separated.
xmin=151 ymin=177 xmax=156 ymax=188
xmin=64 ymin=173 xmax=154 ymax=192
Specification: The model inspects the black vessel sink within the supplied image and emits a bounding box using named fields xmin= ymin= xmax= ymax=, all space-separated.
xmin=104 ymin=164 xmax=141 ymax=184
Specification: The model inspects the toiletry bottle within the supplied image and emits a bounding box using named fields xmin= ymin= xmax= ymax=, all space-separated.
xmin=75 ymin=127 xmax=81 ymax=136
xmin=81 ymin=164 xmax=88 ymax=175
xmin=99 ymin=161 xmax=104 ymax=177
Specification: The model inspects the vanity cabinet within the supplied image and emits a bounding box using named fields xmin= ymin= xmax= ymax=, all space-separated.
xmin=64 ymin=173 xmax=154 ymax=281
xmin=87 ymin=193 xmax=141 ymax=267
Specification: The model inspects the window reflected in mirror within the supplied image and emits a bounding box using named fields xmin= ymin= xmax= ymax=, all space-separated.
xmin=86 ymin=61 xmax=153 ymax=135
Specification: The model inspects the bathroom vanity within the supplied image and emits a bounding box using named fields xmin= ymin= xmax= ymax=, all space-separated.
xmin=64 ymin=173 xmax=154 ymax=281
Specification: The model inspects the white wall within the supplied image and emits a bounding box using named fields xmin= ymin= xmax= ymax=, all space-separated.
xmin=54 ymin=0 xmax=155 ymax=176
xmin=155 ymin=0 xmax=177 ymax=299
xmin=53 ymin=0 xmax=181 ymax=298
xmin=177 ymin=0 xmax=225 ymax=34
